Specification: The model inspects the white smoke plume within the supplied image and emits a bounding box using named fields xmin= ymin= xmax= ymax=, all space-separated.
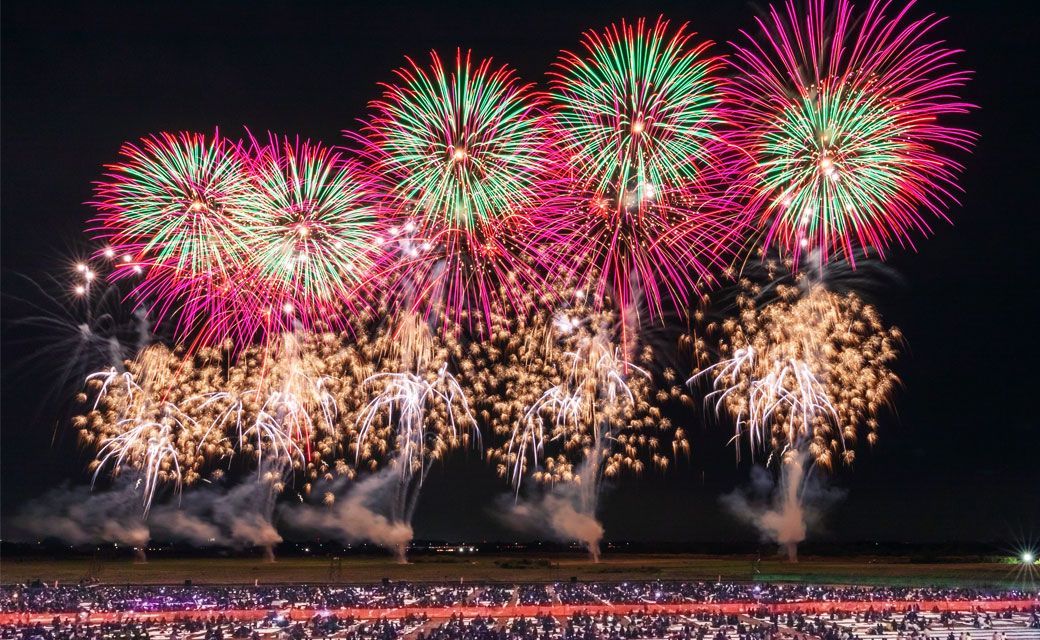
xmin=11 ymin=481 xmax=150 ymax=548
xmin=722 ymin=450 xmax=845 ymax=561
xmin=11 ymin=472 xmax=283 ymax=558
xmin=281 ymin=468 xmax=414 ymax=561
xmin=495 ymin=486 xmax=604 ymax=561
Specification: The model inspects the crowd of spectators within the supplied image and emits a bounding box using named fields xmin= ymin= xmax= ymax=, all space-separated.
xmin=0 ymin=613 xmax=430 ymax=640
xmin=2 ymin=608 xmax=1039 ymax=640
xmin=747 ymin=606 xmax=1040 ymax=639
xmin=0 ymin=582 xmax=1035 ymax=616
xmin=0 ymin=586 xmax=476 ymax=614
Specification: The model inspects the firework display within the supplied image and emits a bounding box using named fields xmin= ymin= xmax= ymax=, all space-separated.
xmin=687 ymin=256 xmax=902 ymax=468
xmin=355 ymin=50 xmax=561 ymax=328
xmin=91 ymin=131 xmax=385 ymax=347
xmin=545 ymin=17 xmax=743 ymax=319
xmin=28 ymin=0 xmax=975 ymax=554
xmin=727 ymin=0 xmax=975 ymax=263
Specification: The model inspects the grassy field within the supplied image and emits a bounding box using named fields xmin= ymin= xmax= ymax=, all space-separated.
xmin=0 ymin=554 xmax=1029 ymax=588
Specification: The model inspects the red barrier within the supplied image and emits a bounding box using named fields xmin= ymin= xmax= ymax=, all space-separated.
xmin=1 ymin=599 xmax=1037 ymax=625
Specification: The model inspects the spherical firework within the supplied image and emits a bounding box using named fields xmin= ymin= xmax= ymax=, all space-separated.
xmin=354 ymin=50 xmax=559 ymax=327
xmin=90 ymin=131 xmax=256 ymax=341
xmin=546 ymin=18 xmax=743 ymax=318
xmin=728 ymin=0 xmax=976 ymax=263
xmin=239 ymin=134 xmax=384 ymax=333
xmin=688 ymin=259 xmax=901 ymax=468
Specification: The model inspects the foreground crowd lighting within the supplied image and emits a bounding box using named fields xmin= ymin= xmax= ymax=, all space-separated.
xmin=1 ymin=582 xmax=1037 ymax=615
xmin=0 ymin=583 xmax=1038 ymax=640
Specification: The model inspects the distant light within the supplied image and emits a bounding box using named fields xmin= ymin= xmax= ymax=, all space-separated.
xmin=1023 ymin=552 xmax=1036 ymax=564
xmin=104 ymin=248 xmax=115 ymax=259
xmin=122 ymin=255 xmax=132 ymax=263
xmin=76 ymin=263 xmax=87 ymax=272
xmin=283 ymin=303 xmax=294 ymax=314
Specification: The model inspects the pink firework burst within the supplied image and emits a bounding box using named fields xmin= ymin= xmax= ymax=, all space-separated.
xmin=542 ymin=17 xmax=747 ymax=323
xmin=351 ymin=49 xmax=568 ymax=332
xmin=727 ymin=0 xmax=977 ymax=264
xmin=90 ymin=130 xmax=258 ymax=346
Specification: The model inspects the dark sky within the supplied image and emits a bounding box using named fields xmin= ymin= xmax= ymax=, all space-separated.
xmin=2 ymin=0 xmax=1038 ymax=545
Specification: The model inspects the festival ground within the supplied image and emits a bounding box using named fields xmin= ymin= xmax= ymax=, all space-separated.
xmin=1 ymin=554 xmax=1033 ymax=588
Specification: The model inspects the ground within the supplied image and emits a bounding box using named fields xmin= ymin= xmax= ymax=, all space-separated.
xmin=1 ymin=553 xmax=1031 ymax=588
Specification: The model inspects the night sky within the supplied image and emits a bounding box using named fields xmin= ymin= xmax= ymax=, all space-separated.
xmin=2 ymin=0 xmax=1037 ymax=545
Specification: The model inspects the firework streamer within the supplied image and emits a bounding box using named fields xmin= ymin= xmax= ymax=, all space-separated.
xmin=486 ymin=295 xmax=667 ymax=561
xmin=689 ymin=254 xmax=899 ymax=558
xmin=347 ymin=312 xmax=477 ymax=559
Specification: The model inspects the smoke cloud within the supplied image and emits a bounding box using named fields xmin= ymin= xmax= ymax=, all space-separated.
xmin=281 ymin=469 xmax=414 ymax=561
xmin=11 ymin=481 xmax=150 ymax=547
xmin=495 ymin=486 xmax=604 ymax=560
xmin=11 ymin=472 xmax=283 ymax=557
xmin=722 ymin=451 xmax=845 ymax=561
xmin=148 ymin=477 xmax=283 ymax=554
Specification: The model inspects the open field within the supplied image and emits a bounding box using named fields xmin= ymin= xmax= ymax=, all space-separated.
xmin=1 ymin=554 xmax=1031 ymax=588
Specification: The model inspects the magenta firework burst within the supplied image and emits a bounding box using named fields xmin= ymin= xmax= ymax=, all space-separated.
xmin=90 ymin=130 xmax=257 ymax=341
xmin=728 ymin=0 xmax=976 ymax=263
xmin=239 ymin=133 xmax=384 ymax=333
xmin=545 ymin=18 xmax=744 ymax=320
xmin=353 ymin=50 xmax=562 ymax=329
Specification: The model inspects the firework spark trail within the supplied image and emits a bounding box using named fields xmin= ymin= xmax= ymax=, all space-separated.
xmin=93 ymin=416 xmax=183 ymax=516
xmin=508 ymin=337 xmax=646 ymax=488
xmin=357 ymin=365 xmax=474 ymax=479
xmin=87 ymin=362 xmax=196 ymax=514
xmin=727 ymin=0 xmax=976 ymax=263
